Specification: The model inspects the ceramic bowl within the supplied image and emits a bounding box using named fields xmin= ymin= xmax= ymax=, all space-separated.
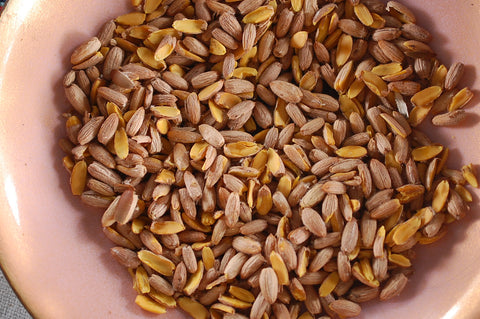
xmin=0 ymin=0 xmax=479 ymax=318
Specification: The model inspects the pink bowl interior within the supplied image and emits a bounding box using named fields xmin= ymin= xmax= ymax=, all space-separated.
xmin=0 ymin=1 xmax=480 ymax=318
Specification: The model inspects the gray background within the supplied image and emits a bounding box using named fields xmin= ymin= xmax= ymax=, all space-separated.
xmin=0 ymin=270 xmax=32 ymax=319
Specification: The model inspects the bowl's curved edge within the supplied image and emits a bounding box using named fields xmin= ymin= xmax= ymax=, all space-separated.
xmin=0 ymin=2 xmax=42 ymax=318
